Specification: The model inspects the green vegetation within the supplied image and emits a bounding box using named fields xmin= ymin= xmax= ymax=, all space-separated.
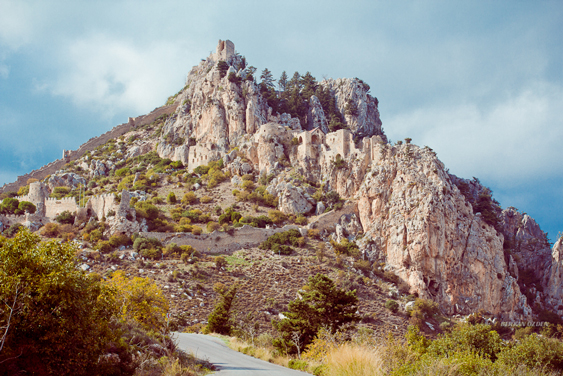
xmin=272 ymin=273 xmax=359 ymax=355
xmin=260 ymin=228 xmax=305 ymax=255
xmin=206 ymin=282 xmax=238 ymax=335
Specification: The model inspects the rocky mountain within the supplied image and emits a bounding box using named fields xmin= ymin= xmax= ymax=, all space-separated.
xmin=1 ymin=39 xmax=561 ymax=324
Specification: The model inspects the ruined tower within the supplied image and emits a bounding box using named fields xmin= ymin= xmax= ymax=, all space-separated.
xmin=215 ymin=39 xmax=235 ymax=61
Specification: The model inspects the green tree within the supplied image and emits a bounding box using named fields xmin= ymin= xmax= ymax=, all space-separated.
xmin=278 ymin=70 xmax=288 ymax=92
xmin=260 ymin=68 xmax=275 ymax=89
xmin=17 ymin=201 xmax=36 ymax=214
xmin=0 ymin=230 xmax=117 ymax=375
xmin=55 ymin=210 xmax=75 ymax=224
xmin=273 ymin=274 xmax=359 ymax=354
xmin=0 ymin=197 xmax=19 ymax=214
xmin=206 ymin=283 xmax=238 ymax=335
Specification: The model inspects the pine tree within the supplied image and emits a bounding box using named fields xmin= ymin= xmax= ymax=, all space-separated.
xmin=278 ymin=71 xmax=288 ymax=92
xmin=260 ymin=68 xmax=275 ymax=89
xmin=272 ymin=274 xmax=359 ymax=354
xmin=206 ymin=283 xmax=238 ymax=335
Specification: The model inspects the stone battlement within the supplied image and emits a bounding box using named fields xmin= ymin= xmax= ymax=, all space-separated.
xmin=45 ymin=197 xmax=77 ymax=203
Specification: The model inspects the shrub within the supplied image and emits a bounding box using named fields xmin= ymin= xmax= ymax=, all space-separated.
xmin=207 ymin=221 xmax=220 ymax=233
xmin=385 ymin=299 xmax=399 ymax=313
xmin=50 ymin=186 xmax=70 ymax=199
xmin=330 ymin=238 xmax=359 ymax=257
xmin=135 ymin=202 xmax=160 ymax=220
xmin=96 ymin=241 xmax=113 ymax=254
xmin=133 ymin=237 xmax=162 ymax=251
xmin=41 ymin=222 xmax=60 ymax=237
xmin=294 ymin=215 xmax=308 ymax=225
xmin=200 ymin=196 xmax=213 ymax=204
xmin=215 ymin=256 xmax=227 ymax=269
xmin=109 ymin=233 xmax=132 ymax=248
xmin=192 ymin=226 xmax=202 ymax=235
xmin=167 ymin=192 xmax=177 ymax=204
xmin=4 ymin=223 xmax=23 ymax=238
xmin=182 ymin=191 xmax=198 ymax=205
xmin=140 ymin=248 xmax=162 ymax=260
xmin=55 ymin=210 xmax=75 ymax=225
xmin=268 ymin=209 xmax=287 ymax=224
xmin=496 ymin=333 xmax=563 ymax=371
xmin=260 ymin=229 xmax=303 ymax=254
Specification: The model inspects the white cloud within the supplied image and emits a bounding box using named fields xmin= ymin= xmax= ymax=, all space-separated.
xmin=0 ymin=0 xmax=35 ymax=50
xmin=40 ymin=34 xmax=193 ymax=118
xmin=386 ymin=81 xmax=563 ymax=187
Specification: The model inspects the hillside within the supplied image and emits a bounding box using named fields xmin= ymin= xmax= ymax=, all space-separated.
xmin=1 ymin=38 xmax=562 ymax=338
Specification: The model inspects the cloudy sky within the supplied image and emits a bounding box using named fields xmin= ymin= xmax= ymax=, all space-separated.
xmin=1 ymin=0 xmax=562 ymax=239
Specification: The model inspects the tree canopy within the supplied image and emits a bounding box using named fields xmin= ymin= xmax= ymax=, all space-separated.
xmin=0 ymin=230 xmax=117 ymax=375
xmin=273 ymin=273 xmax=359 ymax=354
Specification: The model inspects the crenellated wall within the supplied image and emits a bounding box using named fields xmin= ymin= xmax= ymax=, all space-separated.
xmin=45 ymin=197 xmax=79 ymax=218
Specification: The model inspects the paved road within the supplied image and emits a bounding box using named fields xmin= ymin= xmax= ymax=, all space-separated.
xmin=174 ymin=333 xmax=309 ymax=375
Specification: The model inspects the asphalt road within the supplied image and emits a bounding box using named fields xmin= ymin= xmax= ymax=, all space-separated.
xmin=174 ymin=332 xmax=309 ymax=375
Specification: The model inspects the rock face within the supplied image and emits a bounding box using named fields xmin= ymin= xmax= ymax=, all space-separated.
xmin=320 ymin=78 xmax=385 ymax=139
xmin=545 ymin=238 xmax=563 ymax=312
xmin=356 ymin=143 xmax=530 ymax=320
xmin=307 ymin=95 xmax=329 ymax=133
xmin=48 ymin=173 xmax=87 ymax=190
xmin=500 ymin=207 xmax=552 ymax=273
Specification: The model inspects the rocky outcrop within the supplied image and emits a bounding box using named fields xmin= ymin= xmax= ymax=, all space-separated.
xmin=268 ymin=181 xmax=314 ymax=215
xmin=307 ymin=95 xmax=329 ymax=133
xmin=320 ymin=78 xmax=385 ymax=140
xmin=500 ymin=207 xmax=552 ymax=273
xmin=545 ymin=238 xmax=563 ymax=313
xmin=356 ymin=142 xmax=530 ymax=320
xmin=48 ymin=173 xmax=87 ymax=190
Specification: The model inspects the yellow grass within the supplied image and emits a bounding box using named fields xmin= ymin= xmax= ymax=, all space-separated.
xmin=324 ymin=343 xmax=385 ymax=376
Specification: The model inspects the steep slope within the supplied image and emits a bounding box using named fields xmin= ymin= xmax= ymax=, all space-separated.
xmin=1 ymin=39 xmax=561 ymax=323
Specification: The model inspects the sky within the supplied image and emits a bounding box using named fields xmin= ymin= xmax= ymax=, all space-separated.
xmin=0 ymin=0 xmax=562 ymax=240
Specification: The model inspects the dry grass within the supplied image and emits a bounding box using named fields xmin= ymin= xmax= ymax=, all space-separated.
xmin=324 ymin=343 xmax=385 ymax=376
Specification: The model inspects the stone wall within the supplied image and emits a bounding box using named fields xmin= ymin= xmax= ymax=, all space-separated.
xmin=0 ymin=104 xmax=178 ymax=195
xmin=138 ymin=224 xmax=300 ymax=254
xmin=44 ymin=197 xmax=79 ymax=218
xmin=86 ymin=193 xmax=120 ymax=221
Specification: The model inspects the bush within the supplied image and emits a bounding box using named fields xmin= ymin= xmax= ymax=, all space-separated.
xmin=200 ymin=196 xmax=213 ymax=204
xmin=41 ymin=222 xmax=60 ymax=237
xmin=50 ymin=186 xmax=70 ymax=199
xmin=182 ymin=191 xmax=198 ymax=205
xmin=496 ymin=333 xmax=563 ymax=371
xmin=207 ymin=221 xmax=220 ymax=233
xmin=385 ymin=299 xmax=399 ymax=313
xmin=294 ymin=215 xmax=308 ymax=225
xmin=260 ymin=229 xmax=303 ymax=254
xmin=135 ymin=202 xmax=160 ymax=220
xmin=96 ymin=241 xmax=113 ymax=254
xmin=109 ymin=233 xmax=132 ymax=248
xmin=140 ymin=248 xmax=162 ymax=260
xmin=4 ymin=223 xmax=23 ymax=238
xmin=192 ymin=226 xmax=202 ymax=235
xmin=215 ymin=256 xmax=227 ymax=269
xmin=268 ymin=209 xmax=287 ymax=224
xmin=133 ymin=237 xmax=162 ymax=251
xmin=167 ymin=191 xmax=177 ymax=204
xmin=55 ymin=210 xmax=75 ymax=225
